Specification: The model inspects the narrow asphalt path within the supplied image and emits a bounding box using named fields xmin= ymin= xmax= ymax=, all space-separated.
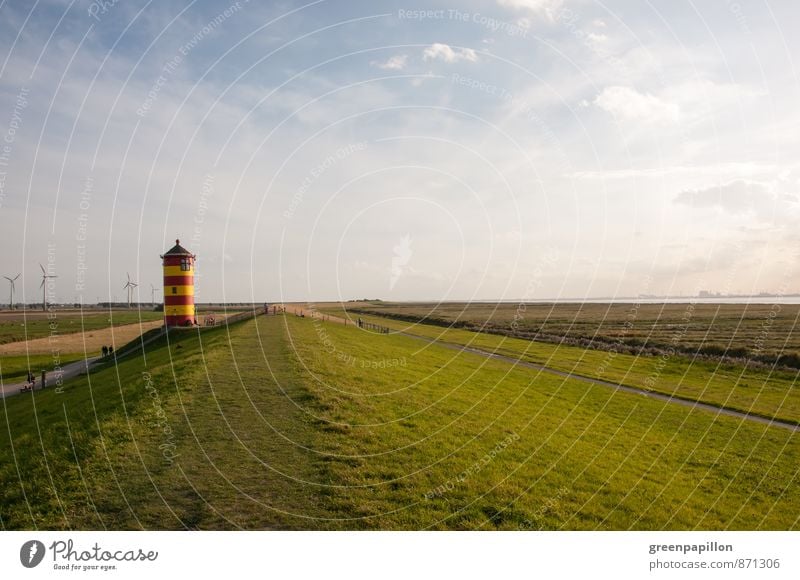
xmin=283 ymin=304 xmax=798 ymax=433
xmin=400 ymin=332 xmax=799 ymax=434
xmin=0 ymin=356 xmax=101 ymax=400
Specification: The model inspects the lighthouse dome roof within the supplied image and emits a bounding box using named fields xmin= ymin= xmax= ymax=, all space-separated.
xmin=162 ymin=239 xmax=193 ymax=257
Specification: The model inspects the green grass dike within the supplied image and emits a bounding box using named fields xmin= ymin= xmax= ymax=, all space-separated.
xmin=0 ymin=316 xmax=332 ymax=529
xmin=2 ymin=314 xmax=798 ymax=530
xmin=322 ymin=307 xmax=800 ymax=426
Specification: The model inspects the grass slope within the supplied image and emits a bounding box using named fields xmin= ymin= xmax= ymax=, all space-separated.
xmin=0 ymin=316 xmax=330 ymax=529
xmin=2 ymin=315 xmax=798 ymax=530
xmin=321 ymin=307 xmax=800 ymax=425
xmin=282 ymin=315 xmax=799 ymax=530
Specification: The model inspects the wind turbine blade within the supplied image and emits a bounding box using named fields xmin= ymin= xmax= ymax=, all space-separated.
xmin=13 ymin=274 xmax=20 ymax=281
xmin=40 ymin=279 xmax=45 ymax=288
xmin=40 ymin=263 xmax=46 ymax=274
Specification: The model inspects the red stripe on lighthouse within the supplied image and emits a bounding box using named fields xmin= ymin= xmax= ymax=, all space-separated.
xmin=164 ymin=275 xmax=194 ymax=286
xmin=164 ymin=295 xmax=195 ymax=306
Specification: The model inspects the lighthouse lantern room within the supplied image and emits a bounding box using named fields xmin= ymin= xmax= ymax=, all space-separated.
xmin=161 ymin=239 xmax=196 ymax=327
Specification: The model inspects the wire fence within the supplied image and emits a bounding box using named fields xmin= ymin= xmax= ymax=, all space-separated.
xmin=201 ymin=305 xmax=283 ymax=327
xmin=289 ymin=308 xmax=391 ymax=334
xmin=355 ymin=319 xmax=390 ymax=334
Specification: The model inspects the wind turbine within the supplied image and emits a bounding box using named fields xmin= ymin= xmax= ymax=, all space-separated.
xmin=39 ymin=264 xmax=57 ymax=311
xmin=150 ymin=284 xmax=160 ymax=308
xmin=123 ymin=273 xmax=138 ymax=308
xmin=3 ymin=273 xmax=19 ymax=310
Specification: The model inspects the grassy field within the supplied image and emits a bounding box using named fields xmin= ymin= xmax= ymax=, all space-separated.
xmin=0 ymin=309 xmax=163 ymax=345
xmin=339 ymin=301 xmax=800 ymax=367
xmin=0 ymin=316 xmax=330 ymax=529
xmin=315 ymin=306 xmax=800 ymax=426
xmin=1 ymin=314 xmax=798 ymax=530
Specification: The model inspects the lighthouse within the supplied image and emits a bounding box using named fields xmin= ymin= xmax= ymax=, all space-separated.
xmin=160 ymin=239 xmax=196 ymax=327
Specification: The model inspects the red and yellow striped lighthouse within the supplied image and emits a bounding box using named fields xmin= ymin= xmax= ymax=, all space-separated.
xmin=160 ymin=239 xmax=196 ymax=327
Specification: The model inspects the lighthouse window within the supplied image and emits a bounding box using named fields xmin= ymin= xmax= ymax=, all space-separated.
xmin=180 ymin=258 xmax=190 ymax=271
xmin=172 ymin=287 xmax=177 ymax=294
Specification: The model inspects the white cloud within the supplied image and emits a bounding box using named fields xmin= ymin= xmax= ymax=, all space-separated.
xmin=586 ymin=32 xmax=609 ymax=50
xmin=569 ymin=162 xmax=779 ymax=181
xmin=410 ymin=71 xmax=435 ymax=87
xmin=674 ymin=178 xmax=799 ymax=224
xmin=594 ymin=85 xmax=680 ymax=124
xmin=422 ymin=43 xmax=478 ymax=64
xmin=674 ymin=180 xmax=772 ymax=214
xmin=371 ymin=54 xmax=408 ymax=71
xmin=663 ymin=79 xmax=763 ymax=122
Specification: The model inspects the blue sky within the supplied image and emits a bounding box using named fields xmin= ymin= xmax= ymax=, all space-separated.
xmin=1 ymin=0 xmax=799 ymax=303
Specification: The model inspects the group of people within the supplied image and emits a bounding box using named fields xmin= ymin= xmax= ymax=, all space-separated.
xmin=22 ymin=370 xmax=46 ymax=391
xmin=101 ymin=345 xmax=115 ymax=357
xmin=264 ymin=304 xmax=285 ymax=315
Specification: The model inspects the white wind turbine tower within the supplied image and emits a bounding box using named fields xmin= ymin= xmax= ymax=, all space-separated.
xmin=3 ymin=273 xmax=20 ymax=310
xmin=150 ymin=284 xmax=160 ymax=308
xmin=123 ymin=273 xmax=138 ymax=308
xmin=39 ymin=264 xmax=57 ymax=311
